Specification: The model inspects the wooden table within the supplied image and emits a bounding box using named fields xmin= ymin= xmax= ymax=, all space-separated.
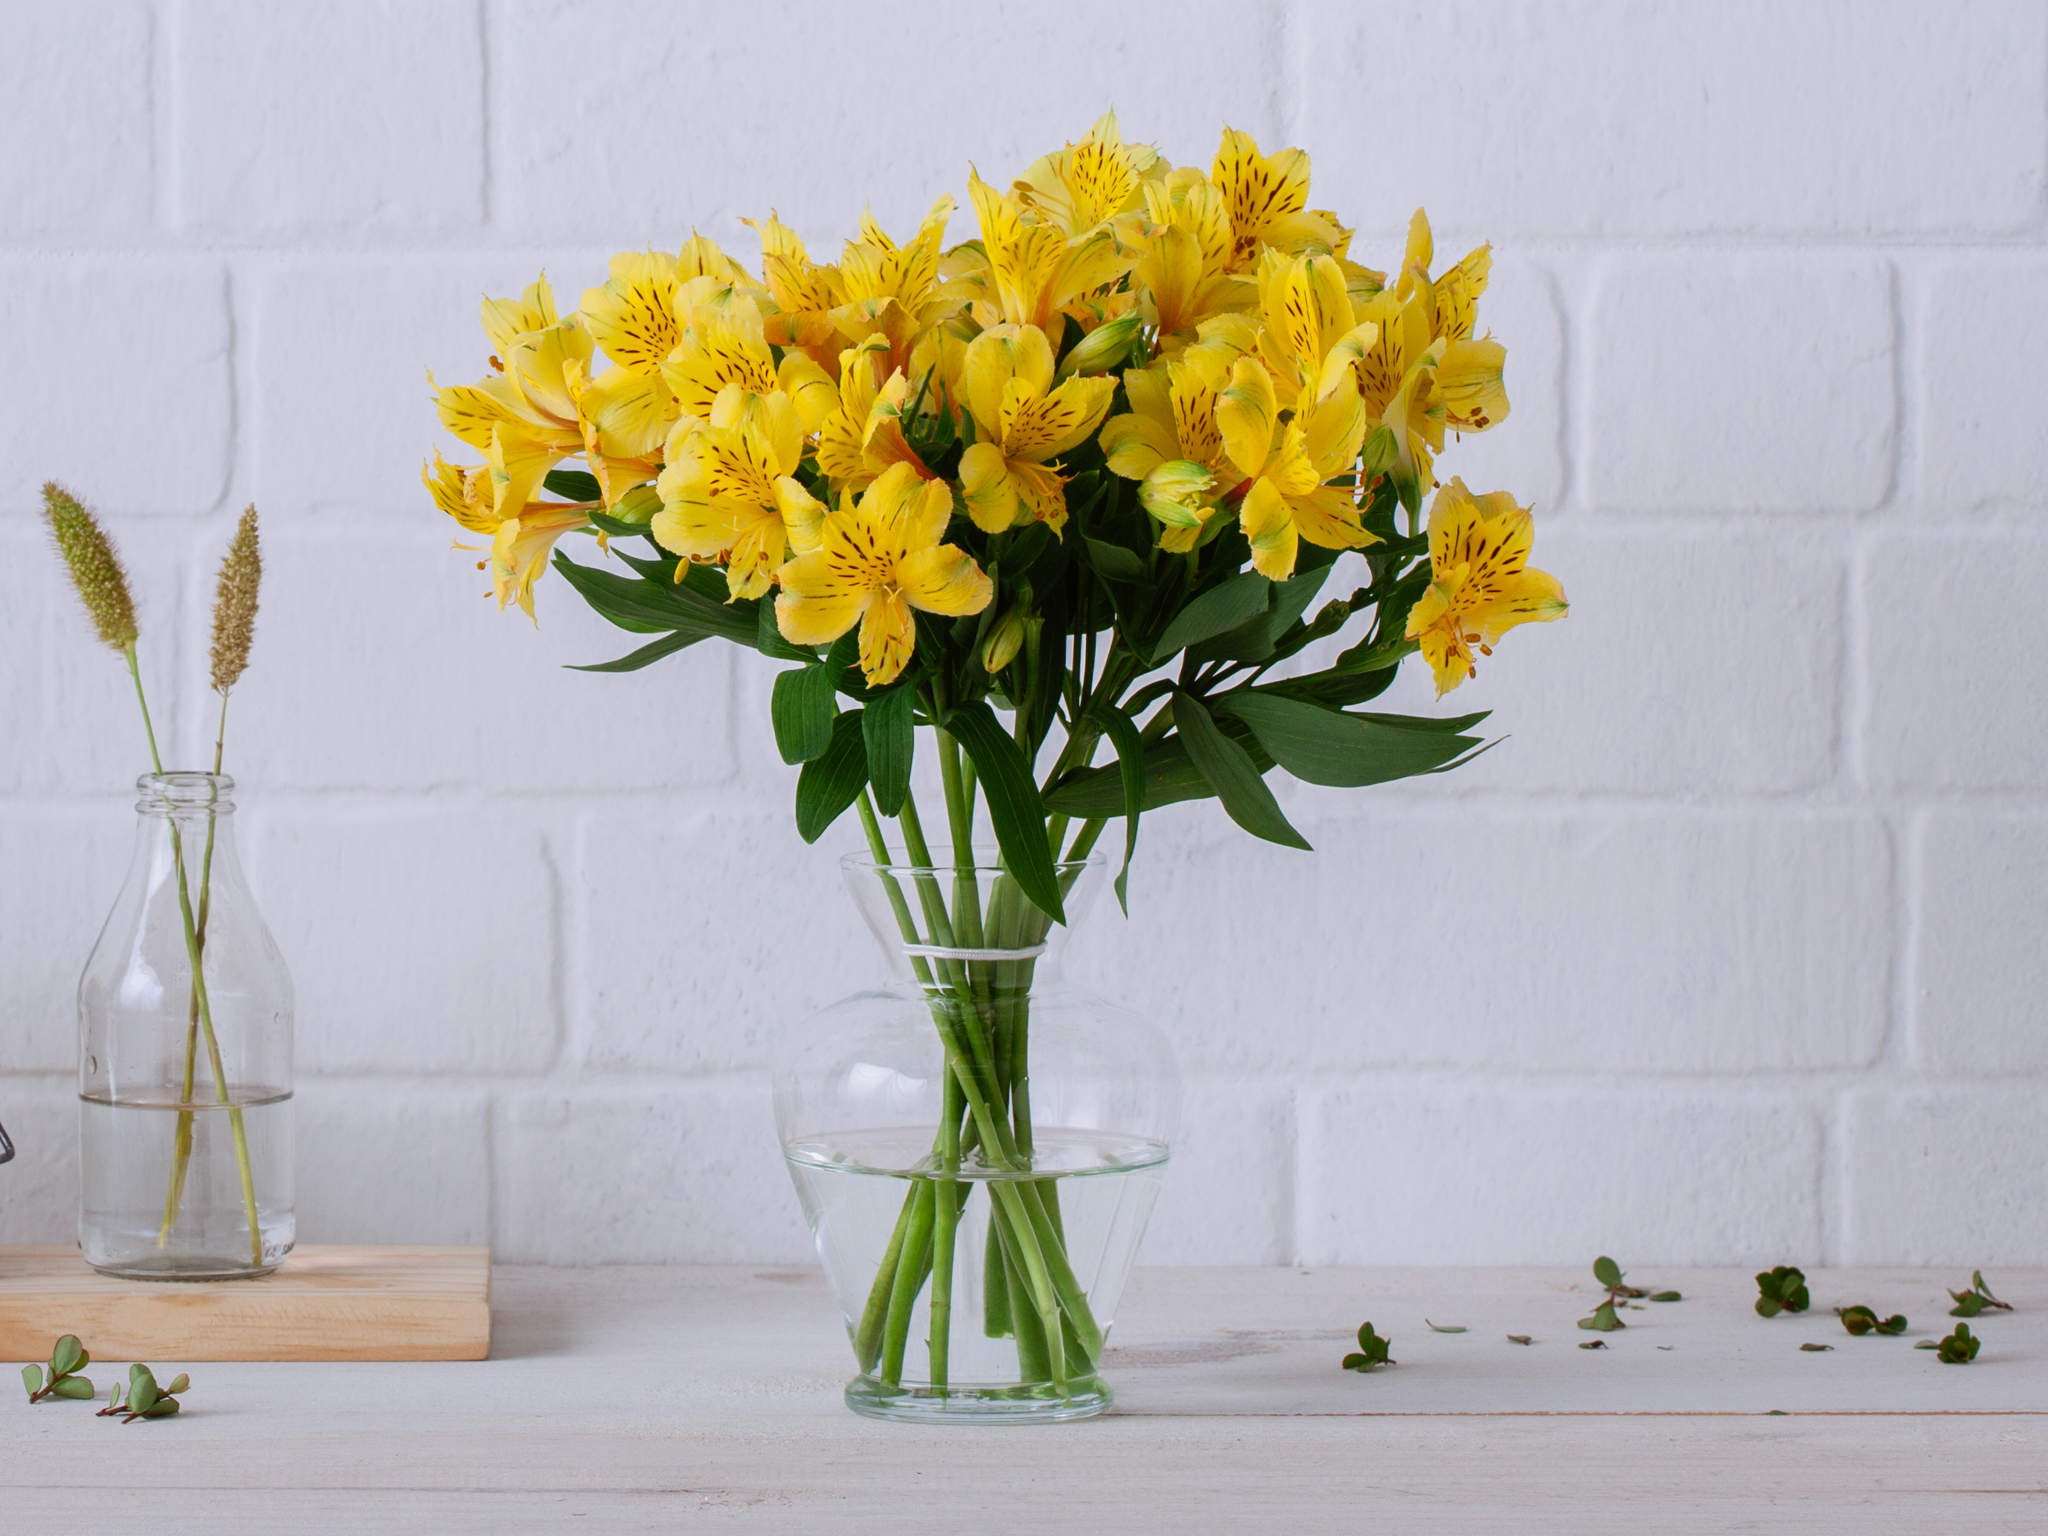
xmin=3 ymin=1266 xmax=2043 ymax=1531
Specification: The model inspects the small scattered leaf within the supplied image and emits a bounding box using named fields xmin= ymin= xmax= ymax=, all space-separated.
xmin=1935 ymin=1323 xmax=1981 ymax=1364
xmin=164 ymin=1373 xmax=189 ymax=1396
xmin=50 ymin=1336 xmax=85 ymax=1377
xmin=1914 ymin=1340 xmax=1940 ymax=1351
xmin=1648 ymin=1291 xmax=1683 ymax=1303
xmin=1592 ymin=1256 xmax=1622 ymax=1289
xmin=22 ymin=1364 xmax=41 ymax=1399
xmin=1506 ymin=1335 xmax=1533 ymax=1346
xmin=125 ymin=1365 xmax=158 ymax=1416
xmin=51 ymin=1376 xmax=95 ymax=1399
xmin=1799 ymin=1343 xmax=1834 ymax=1352
xmin=1579 ymin=1339 xmax=1606 ymax=1350
xmin=136 ymin=1398 xmax=180 ymax=1419
xmin=1577 ymin=1300 xmax=1624 ymax=1332
xmin=1342 ymin=1322 xmax=1394 ymax=1372
xmin=1424 ymin=1320 xmax=1467 ymax=1334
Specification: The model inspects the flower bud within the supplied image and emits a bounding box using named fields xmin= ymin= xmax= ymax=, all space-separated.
xmin=1138 ymin=460 xmax=1216 ymax=529
xmin=1056 ymin=312 xmax=1145 ymax=379
xmin=982 ymin=608 xmax=1028 ymax=673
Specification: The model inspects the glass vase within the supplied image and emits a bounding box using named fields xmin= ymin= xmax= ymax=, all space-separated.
xmin=775 ymin=851 xmax=1177 ymax=1423
xmin=77 ymin=772 xmax=295 ymax=1279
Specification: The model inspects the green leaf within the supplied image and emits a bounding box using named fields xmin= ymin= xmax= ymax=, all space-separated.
xmin=1174 ymin=692 xmax=1311 ymax=851
xmin=587 ymin=507 xmax=652 ymax=540
xmin=1592 ymin=1257 xmax=1622 ymax=1289
xmin=1577 ymin=1300 xmax=1625 ymax=1332
xmin=944 ymin=701 xmax=1064 ymax=924
xmin=1352 ymin=709 xmax=1492 ymax=735
xmin=566 ymin=630 xmax=703 ymax=673
xmin=1914 ymin=1340 xmax=1940 ymax=1350
xmin=1756 ymin=1298 xmax=1784 ymax=1319
xmin=50 ymin=1335 xmax=84 ymax=1377
xmin=772 ymin=664 xmax=839 ymax=765
xmin=542 ymin=469 xmax=603 ymax=503
xmin=124 ymin=1366 xmax=157 ymax=1416
xmin=1424 ymin=1320 xmax=1467 ymax=1333
xmin=551 ymin=551 xmax=756 ymax=643
xmin=1151 ymin=572 xmax=1270 ymax=660
xmin=756 ymin=597 xmax=816 ymax=662
xmin=51 ymin=1376 xmax=94 ymax=1400
xmin=22 ymin=1364 xmax=41 ymax=1398
xmin=1799 ymin=1343 xmax=1833 ymax=1352
xmin=1648 ymin=1291 xmax=1683 ymax=1303
xmin=1089 ymin=705 xmax=1146 ymax=914
xmin=1082 ymin=536 xmax=1145 ymax=584
xmin=794 ymin=710 xmax=867 ymax=844
xmin=1343 ymin=1322 xmax=1393 ymax=1370
xmin=138 ymin=1398 xmax=181 ymax=1418
xmin=1578 ymin=1339 xmax=1606 ymax=1350
xmin=1506 ymin=1335 xmax=1533 ymax=1346
xmin=862 ymin=684 xmax=916 ymax=816
xmin=163 ymin=1374 xmax=189 ymax=1396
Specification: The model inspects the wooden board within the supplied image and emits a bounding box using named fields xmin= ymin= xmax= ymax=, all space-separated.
xmin=0 ymin=1245 xmax=490 ymax=1361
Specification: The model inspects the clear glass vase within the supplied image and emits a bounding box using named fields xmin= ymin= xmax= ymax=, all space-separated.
xmin=775 ymin=851 xmax=1177 ymax=1423
xmin=77 ymin=773 xmax=295 ymax=1279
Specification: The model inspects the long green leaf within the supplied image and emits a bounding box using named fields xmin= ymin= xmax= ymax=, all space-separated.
xmin=1089 ymin=705 xmax=1146 ymax=914
xmin=543 ymin=468 xmax=602 ymax=503
xmin=1219 ymin=692 xmax=1481 ymax=787
xmin=1175 ymin=691 xmax=1311 ymax=850
xmin=795 ymin=710 xmax=867 ymax=844
xmin=566 ymin=630 xmax=703 ymax=673
xmin=1150 ymin=571 xmax=1270 ymax=661
xmin=863 ymin=683 xmax=916 ymax=815
xmin=772 ymin=664 xmax=838 ymax=764
xmin=944 ymin=700 xmax=1064 ymax=923
xmin=551 ymin=551 xmax=757 ymax=643
xmin=756 ymin=598 xmax=815 ymax=662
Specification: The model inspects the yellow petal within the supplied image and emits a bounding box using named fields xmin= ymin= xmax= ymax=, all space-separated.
xmin=1437 ymin=337 xmax=1510 ymax=434
xmin=480 ymin=276 xmax=558 ymax=358
xmin=1216 ymin=355 xmax=1279 ymax=479
xmin=896 ymin=543 xmax=994 ymax=618
xmin=1238 ymin=475 xmax=1299 ymax=580
xmin=1100 ymin=409 xmax=1177 ymax=480
xmin=857 ymin=589 xmax=917 ymax=685
xmin=776 ymin=353 xmax=839 ymax=433
xmin=775 ymin=554 xmax=867 ymax=646
xmin=775 ymin=476 xmax=827 ymax=556
xmin=959 ymin=441 xmax=1022 ymax=533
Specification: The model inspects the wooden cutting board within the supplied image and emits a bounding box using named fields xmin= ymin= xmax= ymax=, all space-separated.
xmin=0 ymin=1245 xmax=490 ymax=1361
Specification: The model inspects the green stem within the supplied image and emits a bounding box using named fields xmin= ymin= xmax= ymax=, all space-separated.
xmin=159 ymin=690 xmax=228 ymax=1246
xmin=124 ymin=645 xmax=261 ymax=1269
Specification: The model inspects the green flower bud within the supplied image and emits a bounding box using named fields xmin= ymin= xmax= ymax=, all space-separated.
xmin=1138 ymin=460 xmax=1216 ymax=529
xmin=1056 ymin=312 xmax=1145 ymax=379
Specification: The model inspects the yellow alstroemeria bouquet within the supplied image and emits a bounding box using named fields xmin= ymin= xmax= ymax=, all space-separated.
xmin=424 ymin=114 xmax=1566 ymax=1412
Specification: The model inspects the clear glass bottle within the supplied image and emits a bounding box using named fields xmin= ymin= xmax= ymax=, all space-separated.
xmin=776 ymin=851 xmax=1178 ymax=1423
xmin=78 ymin=772 xmax=294 ymax=1278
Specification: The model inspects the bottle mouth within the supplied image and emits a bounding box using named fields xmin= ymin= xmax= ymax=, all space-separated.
xmin=135 ymin=771 xmax=235 ymax=811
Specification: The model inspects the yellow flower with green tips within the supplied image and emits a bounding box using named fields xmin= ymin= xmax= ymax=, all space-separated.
xmin=1216 ymin=354 xmax=1377 ymax=580
xmin=1405 ymin=478 xmax=1567 ymax=695
xmin=774 ymin=462 xmax=993 ymax=686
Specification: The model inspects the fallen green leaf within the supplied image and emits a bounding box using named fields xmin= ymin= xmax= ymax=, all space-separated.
xmin=1506 ymin=1335 xmax=1533 ymax=1346
xmin=1424 ymin=1320 xmax=1467 ymax=1334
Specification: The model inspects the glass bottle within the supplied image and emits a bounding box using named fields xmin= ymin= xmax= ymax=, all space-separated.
xmin=78 ymin=772 xmax=294 ymax=1278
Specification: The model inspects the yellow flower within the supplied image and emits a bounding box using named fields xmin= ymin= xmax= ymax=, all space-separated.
xmin=658 ymin=294 xmax=836 ymax=432
xmin=814 ymin=336 xmax=929 ymax=491
xmin=957 ymin=323 xmax=1117 ymax=533
xmin=966 ymin=170 xmax=1129 ymax=330
xmin=1128 ymin=169 xmax=1251 ymax=346
xmin=745 ymin=211 xmax=846 ymax=369
xmin=1216 ymin=355 xmax=1376 ymax=580
xmin=1210 ymin=128 xmax=1347 ymax=271
xmin=1404 ymin=478 xmax=1567 ymax=695
xmin=423 ymin=449 xmax=589 ymax=620
xmin=775 ymin=462 xmax=993 ymax=685
xmin=1012 ymin=111 xmax=1161 ymax=235
xmin=1253 ymin=248 xmax=1380 ymax=404
xmin=652 ymin=387 xmax=822 ymax=601
xmin=430 ymin=276 xmax=590 ymax=521
xmin=1100 ymin=326 xmax=1251 ymax=549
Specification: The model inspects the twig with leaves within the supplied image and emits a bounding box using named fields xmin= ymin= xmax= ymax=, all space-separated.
xmin=1579 ymin=1255 xmax=1681 ymax=1333
xmin=21 ymin=1335 xmax=93 ymax=1402
xmin=1341 ymin=1323 xmax=1394 ymax=1372
xmin=1918 ymin=1323 xmax=1982 ymax=1364
xmin=1948 ymin=1272 xmax=2011 ymax=1319
xmin=99 ymin=1364 xmax=189 ymax=1421
xmin=1836 ymin=1305 xmax=1908 ymax=1337
xmin=1754 ymin=1266 xmax=1811 ymax=1318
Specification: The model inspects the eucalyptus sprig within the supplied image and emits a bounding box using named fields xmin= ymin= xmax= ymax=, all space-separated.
xmin=1836 ymin=1305 xmax=1908 ymax=1337
xmin=20 ymin=1335 xmax=94 ymax=1403
xmin=1754 ymin=1266 xmax=1811 ymax=1318
xmin=1341 ymin=1323 xmax=1394 ymax=1372
xmin=1948 ymin=1271 xmax=2011 ymax=1319
xmin=98 ymin=1364 xmax=188 ymax=1421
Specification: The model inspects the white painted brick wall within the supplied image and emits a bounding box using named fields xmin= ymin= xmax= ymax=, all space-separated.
xmin=2 ymin=0 xmax=2044 ymax=1268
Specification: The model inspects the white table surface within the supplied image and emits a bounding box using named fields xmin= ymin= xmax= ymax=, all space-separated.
xmin=4 ymin=1265 xmax=2043 ymax=1532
